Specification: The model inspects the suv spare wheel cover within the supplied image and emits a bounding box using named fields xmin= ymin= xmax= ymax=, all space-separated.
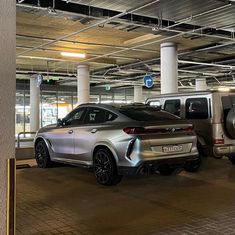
xmin=226 ymin=106 xmax=235 ymax=139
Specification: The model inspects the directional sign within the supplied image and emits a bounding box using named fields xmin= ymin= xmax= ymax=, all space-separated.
xmin=143 ymin=75 xmax=153 ymax=88
xmin=105 ymin=84 xmax=111 ymax=91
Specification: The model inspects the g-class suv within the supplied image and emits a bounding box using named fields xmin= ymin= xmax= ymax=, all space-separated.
xmin=146 ymin=91 xmax=235 ymax=164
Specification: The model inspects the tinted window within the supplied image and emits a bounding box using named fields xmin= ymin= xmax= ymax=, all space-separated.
xmin=105 ymin=111 xmax=118 ymax=122
xmin=164 ymin=99 xmax=180 ymax=116
xmin=84 ymin=108 xmax=106 ymax=124
xmin=119 ymin=107 xmax=179 ymax=121
xmin=186 ymin=98 xmax=208 ymax=119
xmin=65 ymin=108 xmax=86 ymax=125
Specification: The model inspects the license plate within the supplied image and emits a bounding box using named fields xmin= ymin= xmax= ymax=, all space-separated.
xmin=162 ymin=145 xmax=183 ymax=153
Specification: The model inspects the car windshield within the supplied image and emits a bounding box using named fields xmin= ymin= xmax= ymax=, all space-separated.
xmin=119 ymin=106 xmax=179 ymax=121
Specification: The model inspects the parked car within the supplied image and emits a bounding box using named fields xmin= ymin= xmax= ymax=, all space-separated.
xmin=34 ymin=103 xmax=199 ymax=185
xmin=146 ymin=91 xmax=235 ymax=164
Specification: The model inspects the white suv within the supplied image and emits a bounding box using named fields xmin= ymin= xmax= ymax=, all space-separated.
xmin=146 ymin=91 xmax=235 ymax=165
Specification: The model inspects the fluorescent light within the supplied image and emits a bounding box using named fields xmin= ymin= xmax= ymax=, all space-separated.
xmin=218 ymin=87 xmax=230 ymax=92
xmin=61 ymin=52 xmax=86 ymax=58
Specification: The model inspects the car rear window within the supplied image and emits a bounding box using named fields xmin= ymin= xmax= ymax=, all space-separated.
xmin=119 ymin=107 xmax=179 ymax=121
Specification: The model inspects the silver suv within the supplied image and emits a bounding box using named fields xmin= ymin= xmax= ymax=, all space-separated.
xmin=34 ymin=103 xmax=199 ymax=185
xmin=146 ymin=91 xmax=235 ymax=164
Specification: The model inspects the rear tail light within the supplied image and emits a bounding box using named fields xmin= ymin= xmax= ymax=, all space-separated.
xmin=123 ymin=127 xmax=169 ymax=135
xmin=123 ymin=126 xmax=194 ymax=135
xmin=213 ymin=138 xmax=224 ymax=145
xmin=123 ymin=127 xmax=146 ymax=135
xmin=183 ymin=126 xmax=194 ymax=133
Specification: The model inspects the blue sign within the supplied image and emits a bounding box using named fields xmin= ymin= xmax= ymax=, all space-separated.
xmin=143 ymin=75 xmax=154 ymax=88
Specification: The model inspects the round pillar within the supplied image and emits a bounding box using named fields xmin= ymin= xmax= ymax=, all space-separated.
xmin=160 ymin=42 xmax=178 ymax=94
xmin=30 ymin=78 xmax=40 ymax=132
xmin=134 ymin=86 xmax=143 ymax=103
xmin=195 ymin=78 xmax=207 ymax=91
xmin=77 ymin=64 xmax=90 ymax=105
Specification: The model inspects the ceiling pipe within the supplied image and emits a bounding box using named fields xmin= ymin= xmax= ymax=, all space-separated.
xmin=178 ymin=60 xmax=235 ymax=70
xmin=178 ymin=69 xmax=228 ymax=77
xmin=16 ymin=46 xmax=138 ymax=61
xmin=16 ymin=1 xmax=233 ymax=58
xmin=16 ymin=34 xmax=158 ymax=54
xmin=80 ymin=29 xmax=235 ymax=67
xmin=92 ymin=42 xmax=235 ymax=75
xmin=156 ymin=27 xmax=235 ymax=42
xmin=16 ymin=3 xmax=160 ymax=31
xmin=175 ymin=3 xmax=231 ymax=24
xmin=16 ymin=0 xmax=160 ymax=57
xmin=79 ymin=26 xmax=208 ymax=63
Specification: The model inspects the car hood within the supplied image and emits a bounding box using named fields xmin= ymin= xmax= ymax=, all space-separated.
xmin=38 ymin=123 xmax=57 ymax=133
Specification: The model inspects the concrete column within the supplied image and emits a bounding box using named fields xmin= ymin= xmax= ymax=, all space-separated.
xmin=195 ymin=78 xmax=207 ymax=91
xmin=134 ymin=86 xmax=143 ymax=103
xmin=160 ymin=42 xmax=178 ymax=94
xmin=0 ymin=0 xmax=15 ymax=233
xmin=30 ymin=78 xmax=40 ymax=131
xmin=77 ymin=64 xmax=90 ymax=105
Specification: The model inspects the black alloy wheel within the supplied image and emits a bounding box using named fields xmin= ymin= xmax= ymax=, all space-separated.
xmin=35 ymin=140 xmax=52 ymax=168
xmin=93 ymin=149 xmax=122 ymax=186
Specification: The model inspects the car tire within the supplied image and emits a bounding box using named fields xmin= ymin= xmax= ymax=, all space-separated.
xmin=158 ymin=165 xmax=176 ymax=176
xmin=228 ymin=155 xmax=235 ymax=165
xmin=226 ymin=107 xmax=235 ymax=139
xmin=93 ymin=149 xmax=122 ymax=186
xmin=184 ymin=156 xmax=201 ymax=173
xmin=35 ymin=140 xmax=53 ymax=168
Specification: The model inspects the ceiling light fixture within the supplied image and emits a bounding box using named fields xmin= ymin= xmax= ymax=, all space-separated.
xmin=61 ymin=52 xmax=86 ymax=58
xmin=218 ymin=87 xmax=230 ymax=92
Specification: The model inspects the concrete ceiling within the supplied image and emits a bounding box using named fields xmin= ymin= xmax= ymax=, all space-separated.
xmin=16 ymin=0 xmax=235 ymax=90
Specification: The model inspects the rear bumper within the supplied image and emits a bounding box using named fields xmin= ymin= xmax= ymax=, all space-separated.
xmin=118 ymin=153 xmax=199 ymax=175
xmin=213 ymin=145 xmax=235 ymax=158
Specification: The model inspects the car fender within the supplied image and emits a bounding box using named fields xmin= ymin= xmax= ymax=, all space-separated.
xmin=93 ymin=141 xmax=119 ymax=164
xmin=34 ymin=135 xmax=52 ymax=152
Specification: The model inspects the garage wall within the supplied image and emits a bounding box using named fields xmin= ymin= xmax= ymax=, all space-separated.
xmin=0 ymin=0 xmax=16 ymax=234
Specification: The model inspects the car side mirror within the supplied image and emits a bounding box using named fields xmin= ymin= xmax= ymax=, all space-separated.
xmin=57 ymin=118 xmax=63 ymax=126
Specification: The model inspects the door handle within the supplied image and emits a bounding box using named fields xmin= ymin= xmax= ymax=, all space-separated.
xmin=68 ymin=130 xmax=73 ymax=134
xmin=91 ymin=129 xmax=97 ymax=134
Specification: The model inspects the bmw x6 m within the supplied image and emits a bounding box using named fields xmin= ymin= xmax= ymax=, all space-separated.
xmin=34 ymin=103 xmax=199 ymax=185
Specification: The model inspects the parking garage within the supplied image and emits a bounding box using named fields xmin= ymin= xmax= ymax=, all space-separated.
xmin=1 ymin=0 xmax=235 ymax=234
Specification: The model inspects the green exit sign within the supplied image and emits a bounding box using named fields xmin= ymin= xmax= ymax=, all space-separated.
xmin=105 ymin=85 xmax=111 ymax=91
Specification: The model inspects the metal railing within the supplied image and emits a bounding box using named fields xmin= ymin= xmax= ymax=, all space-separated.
xmin=17 ymin=132 xmax=36 ymax=148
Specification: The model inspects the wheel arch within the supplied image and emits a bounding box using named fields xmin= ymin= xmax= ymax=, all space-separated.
xmin=34 ymin=136 xmax=50 ymax=150
xmin=93 ymin=144 xmax=119 ymax=164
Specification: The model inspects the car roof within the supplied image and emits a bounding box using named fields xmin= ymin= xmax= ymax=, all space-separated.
xmin=75 ymin=102 xmax=161 ymax=114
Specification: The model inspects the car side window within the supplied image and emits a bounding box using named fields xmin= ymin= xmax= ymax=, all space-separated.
xmin=164 ymin=99 xmax=181 ymax=116
xmin=105 ymin=111 xmax=118 ymax=122
xmin=65 ymin=108 xmax=86 ymax=126
xmin=149 ymin=100 xmax=161 ymax=107
xmin=84 ymin=108 xmax=106 ymax=124
xmin=185 ymin=98 xmax=208 ymax=119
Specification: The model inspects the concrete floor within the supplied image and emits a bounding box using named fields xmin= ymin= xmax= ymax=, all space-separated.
xmin=16 ymin=157 xmax=235 ymax=235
